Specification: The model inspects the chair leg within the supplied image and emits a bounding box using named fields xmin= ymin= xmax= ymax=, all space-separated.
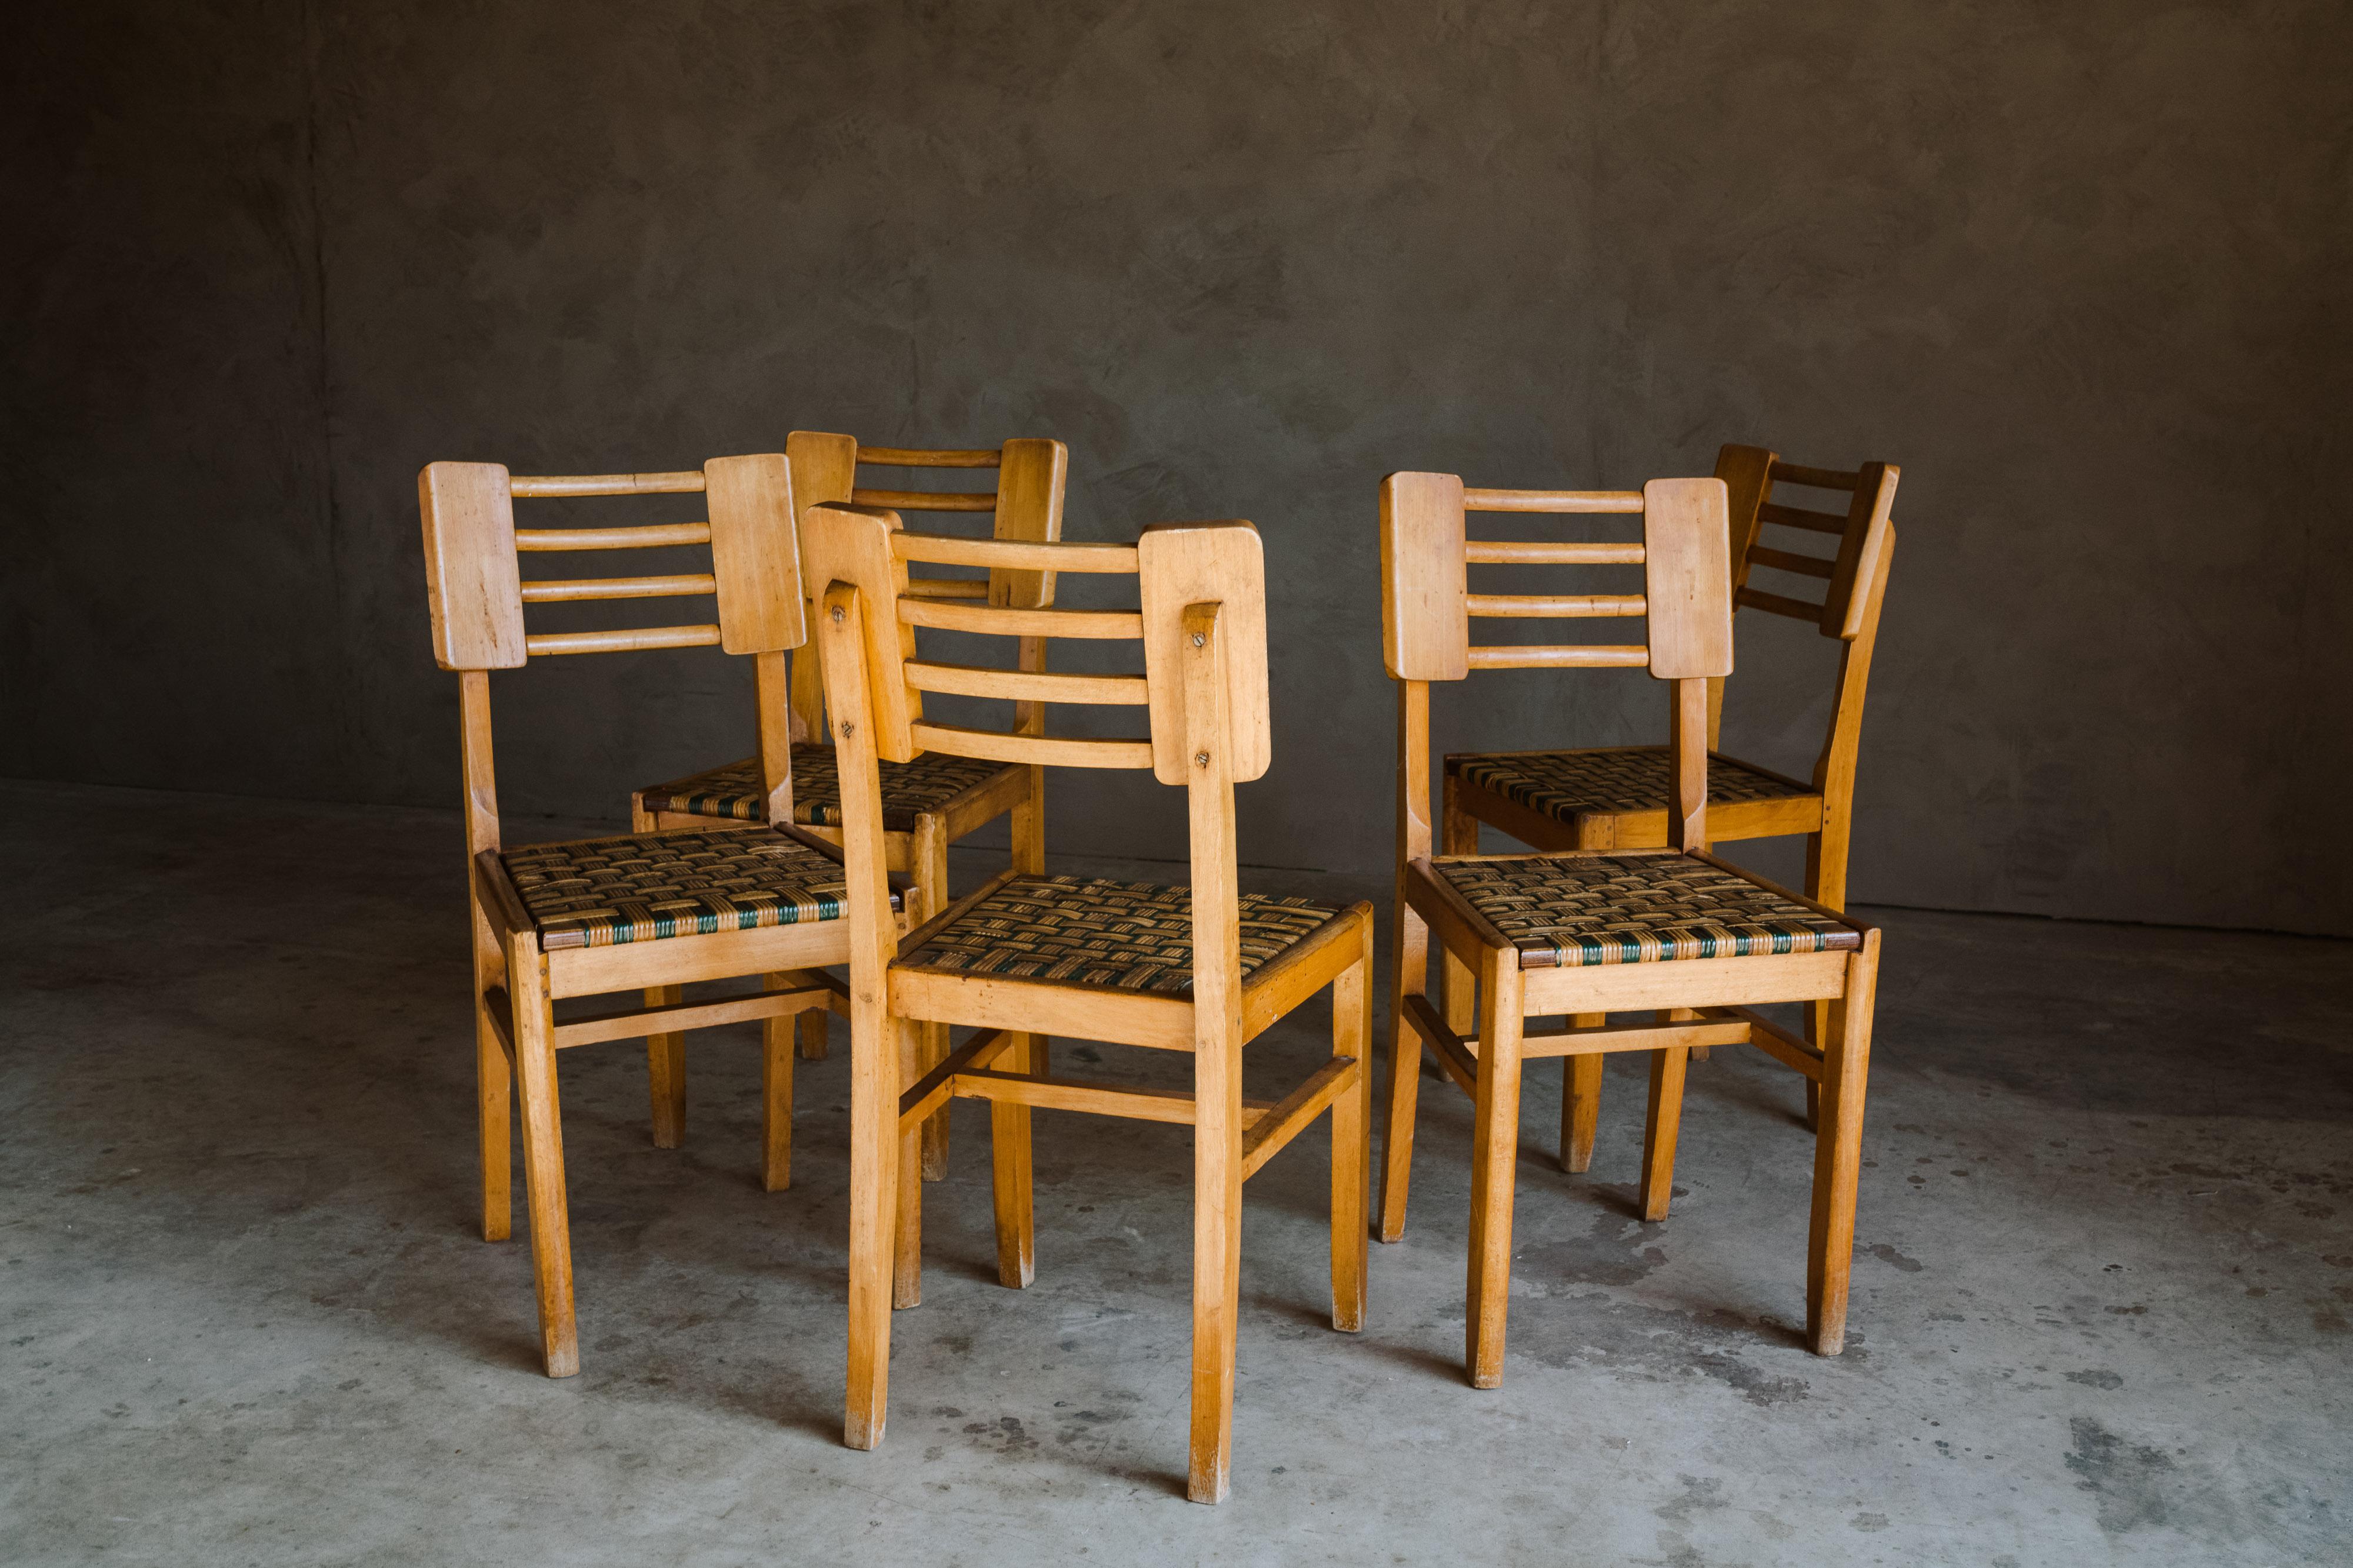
xmin=1187 ymin=1023 xmax=1244 ymax=1504
xmin=844 ymin=995 xmax=899 ymax=1449
xmin=473 ymin=924 xmax=512 ymax=1242
xmin=892 ymin=1016 xmax=924 ymax=1310
xmin=760 ymin=980 xmax=794 ymax=1192
xmin=796 ymin=1006 xmax=829 ymax=1062
xmin=1638 ymin=1013 xmax=1693 ymax=1222
xmin=1329 ymin=933 xmax=1371 ymax=1331
xmin=1803 ymin=827 xmax=1850 ymax=1133
xmin=506 ymin=936 xmax=577 ymax=1377
xmin=914 ymin=818 xmax=952 ymax=1180
xmin=645 ymin=985 xmax=685 ymax=1150
xmin=1377 ymin=889 xmax=1428 ymax=1244
xmin=1441 ymin=790 xmax=1479 ymax=1040
xmin=1464 ymin=951 xmax=1524 ymax=1389
xmin=1808 ymin=940 xmax=1879 ymax=1354
xmin=1561 ymin=1018 xmax=1604 ymax=1174
xmin=991 ymin=1032 xmax=1038 ymax=1288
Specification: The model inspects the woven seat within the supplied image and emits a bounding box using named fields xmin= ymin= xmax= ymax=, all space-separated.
xmin=1432 ymin=850 xmax=1860 ymax=970
xmin=896 ymin=875 xmax=1345 ymax=995
xmin=504 ymin=826 xmax=866 ymax=949
xmin=1450 ymin=747 xmax=1813 ymax=825
xmin=638 ymin=747 xmax=1011 ymax=832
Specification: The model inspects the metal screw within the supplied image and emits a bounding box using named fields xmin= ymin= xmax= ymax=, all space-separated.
xmin=830 ymin=606 xmax=844 ymax=623
xmin=840 ymin=721 xmax=855 ymax=738
xmin=1190 ymin=632 xmax=1205 ymax=648
xmin=1194 ymin=751 xmax=1209 ymax=768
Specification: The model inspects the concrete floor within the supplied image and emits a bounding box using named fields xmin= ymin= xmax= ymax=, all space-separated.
xmin=2 ymin=778 xmax=2348 ymax=1566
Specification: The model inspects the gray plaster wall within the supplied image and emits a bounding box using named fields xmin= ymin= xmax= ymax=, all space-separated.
xmin=5 ymin=1 xmax=2347 ymax=933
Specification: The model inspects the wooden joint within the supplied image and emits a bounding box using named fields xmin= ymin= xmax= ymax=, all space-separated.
xmin=897 ymin=1027 xmax=1015 ymax=1127
xmin=1239 ymin=1056 xmax=1358 ymax=1180
xmin=1701 ymin=1005 xmax=1825 ymax=1080
xmin=1401 ymin=992 xmax=1479 ymax=1097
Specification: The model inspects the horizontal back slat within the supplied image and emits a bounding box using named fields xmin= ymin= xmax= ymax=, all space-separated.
xmin=524 ymin=624 xmax=722 ymax=657
xmin=1735 ymin=585 xmax=1825 ymax=621
xmin=1467 ymin=645 xmax=1648 ymax=670
xmin=515 ymin=523 xmax=712 ymax=552
xmin=1745 ymin=545 xmax=1834 ymax=581
xmin=1767 ymin=461 xmax=1859 ymax=492
xmin=1465 ymin=540 xmax=1644 ymax=565
xmin=852 ymin=488 xmax=996 ymax=513
xmin=509 ymin=472 xmax=705 ymax=498
xmin=899 ymin=599 xmax=1146 ymax=640
xmin=902 ymin=576 xmax=989 ymax=599
xmin=859 ymin=447 xmax=1000 ymax=469
xmin=895 ymin=531 xmax=1140 ymax=575
xmin=1464 ymin=488 xmax=1644 ymax=514
xmin=1757 ymin=501 xmax=1847 ymax=535
xmin=1467 ymin=592 xmax=1647 ymax=619
xmin=908 ymin=720 xmax=1153 ymax=770
xmin=905 ymin=660 xmax=1149 ymax=706
xmin=519 ymin=573 xmax=715 ymax=603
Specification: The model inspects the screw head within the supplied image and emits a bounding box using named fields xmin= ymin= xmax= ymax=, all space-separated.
xmin=1194 ymin=750 xmax=1210 ymax=768
xmin=829 ymin=606 xmax=844 ymax=623
xmin=839 ymin=721 xmax=855 ymax=738
xmin=1190 ymin=632 xmax=1205 ymax=648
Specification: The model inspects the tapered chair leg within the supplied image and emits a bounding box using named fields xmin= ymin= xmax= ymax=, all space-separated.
xmin=796 ymin=1007 xmax=829 ymax=1061
xmin=991 ymin=1032 xmax=1038 ymax=1288
xmin=645 ymin=985 xmax=686 ymax=1149
xmin=844 ymin=993 xmax=898 ymax=1449
xmin=1638 ymin=1015 xmax=1694 ymax=1223
xmin=1803 ymin=827 xmax=1851 ymax=1133
xmin=892 ymin=1017 xmax=924 ymax=1310
xmin=1561 ymin=1019 xmax=1604 ymax=1173
xmin=1187 ymin=1033 xmax=1244 ymax=1506
xmin=1377 ymin=893 xmax=1427 ymax=1244
xmin=1464 ymin=951 xmax=1524 ymax=1389
xmin=914 ymin=818 xmax=952 ymax=1180
xmin=473 ymin=928 xmax=512 ymax=1243
xmin=1329 ymin=940 xmax=1371 ymax=1330
xmin=761 ymin=990 xmax=794 ymax=1192
xmin=506 ymin=935 xmax=578 ymax=1377
xmin=1807 ymin=939 xmax=1879 ymax=1353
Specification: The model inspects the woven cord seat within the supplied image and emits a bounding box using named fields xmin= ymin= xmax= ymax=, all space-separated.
xmin=504 ymin=826 xmax=865 ymax=949
xmin=1449 ymin=746 xmax=1813 ymax=825
xmin=896 ymin=875 xmax=1345 ymax=995
xmin=638 ymin=747 xmax=1011 ymax=831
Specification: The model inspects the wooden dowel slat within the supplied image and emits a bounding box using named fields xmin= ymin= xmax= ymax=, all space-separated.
xmin=519 ymin=573 xmax=716 ymax=603
xmin=515 ymin=523 xmax=712 ymax=551
xmin=1466 ymin=645 xmax=1649 ymax=670
xmin=898 ymin=1028 xmax=1016 ymax=1127
xmin=851 ymin=487 xmax=997 ymax=513
xmin=899 ymin=599 xmax=1144 ymax=639
xmin=1767 ymin=462 xmax=1859 ymax=492
xmin=554 ymin=986 xmax=828 ymax=1050
xmin=1757 ymin=502 xmax=1849 ymax=535
xmin=1402 ymin=993 xmax=1479 ymax=1097
xmin=1465 ymin=541 xmax=1645 ymax=565
xmin=1239 ymin=1057 xmax=1358 ymax=1179
xmin=909 ymin=720 xmax=1154 ymax=770
xmin=1467 ymin=592 xmax=1647 ymax=619
xmin=951 ymin=1069 xmax=1197 ymax=1124
xmin=509 ymin=472 xmax=706 ymax=497
xmin=1462 ymin=488 xmax=1644 ymax=514
xmin=524 ymin=624 xmax=722 ymax=657
xmin=1518 ymin=1017 xmax=1750 ymax=1059
xmin=904 ymin=576 xmax=991 ymax=600
xmin=1701 ymin=1005 xmax=1825 ymax=1080
xmin=1735 ymin=586 xmax=1827 ymax=622
xmin=858 ymin=446 xmax=1001 ymax=469
xmin=895 ymin=531 xmax=1141 ymax=573
xmin=906 ymin=660 xmax=1149 ymax=706
xmin=1744 ymin=545 xmax=1835 ymax=581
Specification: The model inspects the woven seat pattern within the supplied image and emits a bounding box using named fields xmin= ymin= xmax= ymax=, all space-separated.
xmin=640 ymin=748 xmax=1011 ymax=832
xmin=505 ymin=827 xmax=855 ymax=949
xmin=896 ymin=876 xmax=1342 ymax=995
xmin=1433 ymin=850 xmax=1859 ymax=969
xmin=1451 ymin=747 xmax=1814 ymax=825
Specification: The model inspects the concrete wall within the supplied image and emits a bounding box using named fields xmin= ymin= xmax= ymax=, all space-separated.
xmin=6 ymin=1 xmax=2347 ymax=933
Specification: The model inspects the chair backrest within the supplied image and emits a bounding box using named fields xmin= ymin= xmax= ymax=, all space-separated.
xmin=781 ymin=433 xmax=1069 ymax=736
xmin=1381 ymin=473 xmax=1733 ymax=851
xmin=804 ymin=503 xmax=1269 ymax=1007
xmin=418 ymin=455 xmax=805 ymax=853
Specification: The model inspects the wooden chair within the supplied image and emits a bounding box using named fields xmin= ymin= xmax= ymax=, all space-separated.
xmin=1374 ymin=471 xmax=1883 ymax=1386
xmin=420 ymin=454 xmax=881 ymax=1376
xmin=805 ymin=503 xmax=1373 ymax=1503
xmin=631 ymin=434 xmax=1065 ymax=1187
xmin=1440 ymin=447 xmax=1897 ymax=1163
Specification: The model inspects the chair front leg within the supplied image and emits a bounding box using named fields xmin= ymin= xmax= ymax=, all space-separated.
xmin=1187 ymin=1032 xmax=1245 ymax=1504
xmin=471 ymin=906 xmax=512 ymax=1242
xmin=1329 ymin=921 xmax=1372 ymax=1331
xmin=1808 ymin=936 xmax=1879 ymax=1353
xmin=1377 ymin=885 xmax=1428 ymax=1244
xmin=990 ymin=1032 xmax=1038 ymax=1288
xmin=1561 ymin=1023 xmax=1604 ymax=1174
xmin=760 ymin=976 xmax=794 ymax=1192
xmin=893 ymin=1015 xmax=925 ymax=1309
xmin=1802 ymin=823 xmax=1850 ymax=1131
xmin=1464 ymin=950 xmax=1525 ymax=1389
xmin=913 ymin=816 xmax=952 ymax=1181
xmin=844 ymin=991 xmax=899 ymax=1449
xmin=505 ymin=932 xmax=577 ymax=1377
xmin=1638 ymin=1010 xmax=1694 ymax=1222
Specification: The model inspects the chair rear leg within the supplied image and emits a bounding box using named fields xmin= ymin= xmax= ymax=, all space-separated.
xmin=760 ymin=983 xmax=795 ymax=1192
xmin=1187 ymin=1029 xmax=1244 ymax=1504
xmin=645 ymin=985 xmax=685 ymax=1149
xmin=1329 ymin=929 xmax=1371 ymax=1330
xmin=473 ymin=923 xmax=512 ymax=1242
xmin=915 ymin=818 xmax=952 ymax=1180
xmin=1638 ymin=1015 xmax=1694 ymax=1223
xmin=1464 ymin=952 xmax=1525 ymax=1388
xmin=1802 ymin=827 xmax=1850 ymax=1133
xmin=845 ymin=995 xmax=899 ymax=1449
xmin=1808 ymin=939 xmax=1879 ymax=1353
xmin=1561 ymin=1018 xmax=1604 ymax=1173
xmin=796 ymin=1007 xmax=829 ymax=1061
xmin=1377 ymin=892 xmax=1428 ymax=1243
xmin=892 ymin=1016 xmax=924 ymax=1309
xmin=991 ymin=1033 xmax=1038 ymax=1288
xmin=506 ymin=936 xmax=578 ymax=1377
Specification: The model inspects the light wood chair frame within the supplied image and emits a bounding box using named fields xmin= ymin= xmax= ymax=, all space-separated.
xmin=422 ymin=455 xmax=866 ymax=1377
xmin=806 ymin=503 xmax=1374 ymax=1504
xmin=1443 ymin=448 xmax=1897 ymax=1162
xmin=631 ymin=433 xmax=1066 ymax=1189
xmin=1375 ymin=472 xmax=1884 ymax=1386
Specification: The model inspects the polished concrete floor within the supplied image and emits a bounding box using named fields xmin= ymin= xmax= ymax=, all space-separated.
xmin=2 ymin=778 xmax=2347 ymax=1565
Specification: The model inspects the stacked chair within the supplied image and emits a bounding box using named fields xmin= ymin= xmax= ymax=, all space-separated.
xmin=803 ymin=502 xmax=1374 ymax=1503
xmin=1373 ymin=469 xmax=1885 ymax=1384
xmin=416 ymin=453 xmax=872 ymax=1376
xmin=628 ymin=433 xmax=1067 ymax=1189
